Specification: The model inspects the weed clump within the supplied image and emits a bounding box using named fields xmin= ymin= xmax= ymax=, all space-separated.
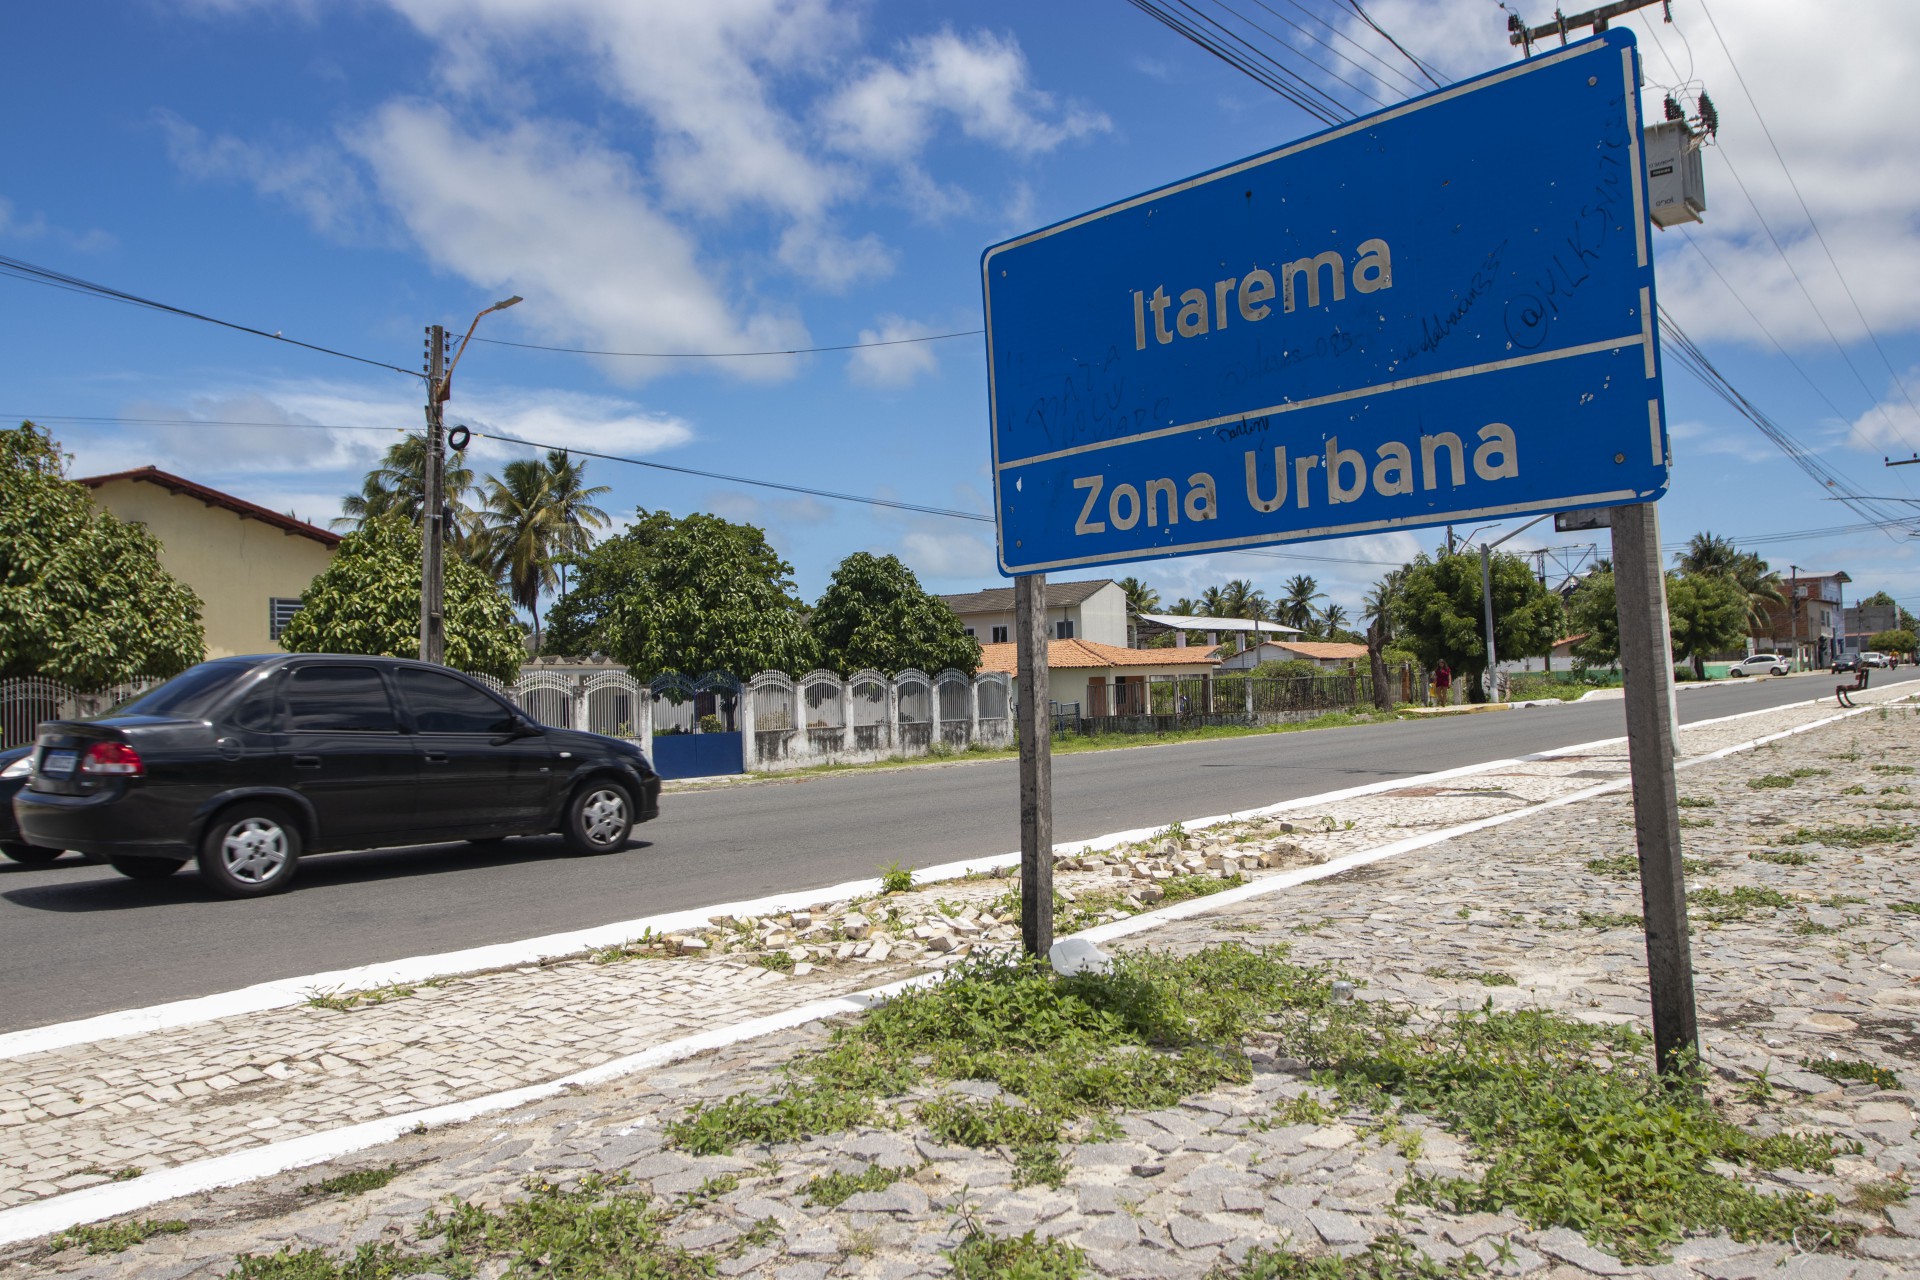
xmin=50 ymin=1219 xmax=188 ymax=1255
xmin=879 ymin=861 xmax=915 ymax=894
xmin=801 ymin=1162 xmax=912 ymax=1208
xmin=1747 ymin=774 xmax=1797 ymax=790
xmin=300 ymin=1165 xmax=399 ymax=1197
xmin=1782 ymin=824 xmax=1916 ymax=849
xmin=1804 ymin=1057 xmax=1900 ymax=1090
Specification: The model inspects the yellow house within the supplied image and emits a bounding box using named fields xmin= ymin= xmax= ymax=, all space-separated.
xmin=81 ymin=466 xmax=341 ymax=660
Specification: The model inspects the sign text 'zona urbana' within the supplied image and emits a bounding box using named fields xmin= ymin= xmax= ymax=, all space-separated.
xmin=1071 ymin=424 xmax=1519 ymax=536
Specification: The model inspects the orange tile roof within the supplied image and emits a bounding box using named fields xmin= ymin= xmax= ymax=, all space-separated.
xmin=976 ymin=639 xmax=1221 ymax=674
xmin=1268 ymin=641 xmax=1368 ymax=660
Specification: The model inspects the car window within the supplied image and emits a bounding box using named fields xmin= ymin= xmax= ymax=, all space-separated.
xmin=285 ymin=666 xmax=400 ymax=733
xmin=227 ymin=676 xmax=283 ymax=733
xmin=395 ymin=669 xmax=518 ymax=735
xmin=108 ymin=662 xmax=257 ymax=720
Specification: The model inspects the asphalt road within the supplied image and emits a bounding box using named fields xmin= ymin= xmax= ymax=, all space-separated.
xmin=4 ymin=669 xmax=1912 ymax=1033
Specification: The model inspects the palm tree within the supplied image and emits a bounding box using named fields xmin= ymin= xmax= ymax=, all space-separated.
xmin=335 ymin=432 xmax=484 ymax=558
xmin=478 ymin=450 xmax=610 ymax=647
xmin=1116 ymin=576 xmax=1161 ymax=617
xmin=1321 ymin=602 xmax=1350 ymax=636
xmin=1280 ymin=574 xmax=1325 ymax=630
xmin=1198 ymin=585 xmax=1228 ymax=617
xmin=1167 ymin=597 xmax=1198 ymax=615
xmin=1677 ymin=531 xmax=1785 ymax=633
xmin=1362 ymin=568 xmax=1404 ymax=642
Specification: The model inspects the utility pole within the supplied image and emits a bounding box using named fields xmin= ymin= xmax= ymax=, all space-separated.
xmin=420 ymin=324 xmax=447 ymax=666
xmin=1508 ymin=0 xmax=1668 ymax=55
xmin=1610 ymin=501 xmax=1699 ymax=1080
xmin=1789 ymin=563 xmax=1800 ymax=672
xmin=1480 ymin=544 xmax=1498 ymax=700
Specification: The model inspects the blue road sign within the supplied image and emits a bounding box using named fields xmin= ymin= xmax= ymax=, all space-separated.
xmin=983 ymin=28 xmax=1666 ymax=577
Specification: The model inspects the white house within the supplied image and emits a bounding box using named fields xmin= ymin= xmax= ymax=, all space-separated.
xmin=1218 ymin=639 xmax=1369 ymax=671
xmin=938 ymin=578 xmax=1128 ymax=647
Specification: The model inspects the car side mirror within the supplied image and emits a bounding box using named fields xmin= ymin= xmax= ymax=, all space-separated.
xmin=490 ymin=716 xmax=542 ymax=746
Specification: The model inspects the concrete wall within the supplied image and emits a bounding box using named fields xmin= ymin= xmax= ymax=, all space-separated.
xmin=89 ymin=479 xmax=337 ymax=659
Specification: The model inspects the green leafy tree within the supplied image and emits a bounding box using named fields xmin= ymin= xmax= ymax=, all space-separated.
xmin=592 ymin=512 xmax=816 ymax=678
xmin=1869 ymin=628 xmax=1916 ymax=657
xmin=1116 ymin=576 xmax=1161 ymax=617
xmin=1279 ymin=574 xmax=1325 ymax=630
xmin=1392 ymin=552 xmax=1565 ymax=700
xmin=1565 ymin=571 xmax=1621 ymax=668
xmin=334 ymin=432 xmax=485 ymax=560
xmin=809 ymin=553 xmax=980 ymax=675
xmin=544 ymin=509 xmax=792 ymax=659
xmin=0 ymin=422 xmax=205 ymax=688
xmin=278 ymin=517 xmax=524 ymax=680
xmin=1675 ymin=530 xmax=1784 ymax=634
xmin=478 ymin=450 xmax=610 ymax=647
xmin=1667 ymin=570 xmax=1749 ymax=679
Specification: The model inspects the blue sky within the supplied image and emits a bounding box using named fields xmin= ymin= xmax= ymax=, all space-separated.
xmin=5 ymin=0 xmax=1918 ymax=625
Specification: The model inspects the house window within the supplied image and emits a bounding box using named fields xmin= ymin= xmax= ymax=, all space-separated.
xmin=269 ymin=598 xmax=304 ymax=642
xmin=1055 ymin=620 xmax=1075 ymax=640
xmin=964 ymin=627 xmax=975 ymax=638
xmin=991 ymin=625 xmax=1009 ymax=643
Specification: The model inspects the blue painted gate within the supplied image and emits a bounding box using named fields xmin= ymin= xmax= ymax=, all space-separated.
xmin=651 ymin=731 xmax=743 ymax=780
xmin=647 ymin=672 xmax=745 ymax=779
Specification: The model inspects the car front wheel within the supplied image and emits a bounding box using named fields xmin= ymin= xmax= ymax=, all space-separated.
xmin=1 ymin=842 xmax=62 ymax=866
xmin=108 ymin=856 xmax=186 ymax=880
xmin=563 ymin=780 xmax=634 ymax=855
xmin=198 ymin=806 xmax=301 ymax=898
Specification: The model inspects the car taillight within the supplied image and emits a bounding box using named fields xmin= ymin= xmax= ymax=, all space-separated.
xmin=81 ymin=741 xmax=144 ymax=777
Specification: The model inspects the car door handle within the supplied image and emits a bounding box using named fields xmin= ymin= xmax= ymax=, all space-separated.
xmin=424 ymin=751 xmax=449 ymax=764
xmin=293 ymin=755 xmax=322 ymax=770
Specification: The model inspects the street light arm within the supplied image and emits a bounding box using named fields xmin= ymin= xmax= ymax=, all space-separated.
xmin=440 ymin=295 xmax=523 ymax=403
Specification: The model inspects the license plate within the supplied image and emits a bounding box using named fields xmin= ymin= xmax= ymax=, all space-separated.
xmin=39 ymin=749 xmax=76 ymax=778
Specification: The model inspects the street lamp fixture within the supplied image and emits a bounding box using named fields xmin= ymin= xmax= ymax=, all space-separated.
xmin=440 ymin=295 xmax=523 ymax=403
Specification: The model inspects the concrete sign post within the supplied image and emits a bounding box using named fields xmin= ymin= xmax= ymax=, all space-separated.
xmin=983 ymin=29 xmax=1695 ymax=1067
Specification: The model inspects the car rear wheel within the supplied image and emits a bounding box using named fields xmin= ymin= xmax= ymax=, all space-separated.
xmin=108 ymin=856 xmax=186 ymax=880
xmin=1 ymin=842 xmax=62 ymax=866
xmin=197 ymin=806 xmax=301 ymax=898
xmin=563 ymin=780 xmax=633 ymax=855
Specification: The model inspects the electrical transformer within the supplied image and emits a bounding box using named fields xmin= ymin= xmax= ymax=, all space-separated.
xmin=1643 ymin=120 xmax=1706 ymax=228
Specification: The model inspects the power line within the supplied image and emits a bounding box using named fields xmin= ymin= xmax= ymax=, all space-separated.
xmin=1337 ymin=0 xmax=1447 ymax=88
xmin=0 ymin=253 xmax=422 ymax=380
xmin=1124 ymin=0 xmax=1347 ymax=124
xmin=1264 ymin=0 xmax=1432 ymax=96
xmin=467 ymin=328 xmax=983 ymax=360
xmin=2 ymin=411 xmax=994 ymax=524
xmin=1693 ymin=0 xmax=1920 ymax=425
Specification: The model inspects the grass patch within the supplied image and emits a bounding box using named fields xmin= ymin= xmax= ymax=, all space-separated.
xmin=1676 ymin=796 xmax=1716 ymax=809
xmin=1679 ymin=815 xmax=1714 ymax=829
xmin=1871 ymin=764 xmax=1916 ymax=775
xmin=1586 ymin=855 xmax=1712 ymax=880
xmin=1892 ymin=902 xmax=1920 ymax=916
xmin=226 ymin=1174 xmax=705 ymax=1279
xmin=1790 ymin=767 xmax=1832 ymax=779
xmin=1688 ymin=885 xmax=1793 ymax=923
xmin=1425 ymin=967 xmax=1516 ymax=987
xmin=1873 ymin=800 xmax=1918 ymax=811
xmin=1579 ymin=910 xmax=1643 ymax=929
xmin=1792 ymin=919 xmax=1838 ymax=936
xmin=1843 ymin=784 xmax=1869 ymax=796
xmin=50 ymin=1218 xmax=188 ymax=1255
xmin=669 ymin=945 xmax=1320 ymax=1184
xmin=304 ymin=983 xmax=416 ymax=1012
xmin=947 ymin=1214 xmax=1085 ymax=1279
xmin=1782 ymin=824 xmax=1917 ymax=848
xmin=879 ymin=861 xmax=914 ymax=894
xmin=1747 ymin=774 xmax=1797 ymax=790
xmin=1852 ymin=1179 xmax=1912 ymax=1213
xmin=1749 ymin=850 xmax=1814 ymax=866
xmin=801 ymin=1162 xmax=911 ymax=1208
xmin=300 ymin=1165 xmax=398 ymax=1197
xmin=1804 ymin=1057 xmax=1901 ymax=1090
xmin=1159 ymin=872 xmax=1246 ymax=905
xmin=1231 ymin=1233 xmax=1488 ymax=1279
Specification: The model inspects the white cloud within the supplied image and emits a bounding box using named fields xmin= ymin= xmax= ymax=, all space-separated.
xmin=0 ymin=196 xmax=116 ymax=253
xmin=348 ymin=102 xmax=808 ymax=383
xmin=822 ymin=29 xmax=1109 ymax=162
xmin=897 ymin=528 xmax=997 ymax=581
xmin=384 ymin=0 xmax=853 ymax=218
xmin=775 ymin=224 xmax=895 ymax=291
xmin=452 ymin=388 xmax=694 ymax=461
xmin=155 ymin=111 xmax=376 ymax=241
xmin=1669 ymin=415 xmax=1778 ymax=464
xmin=1842 ymin=375 xmax=1920 ymax=453
xmin=846 ymin=315 xmax=944 ymax=388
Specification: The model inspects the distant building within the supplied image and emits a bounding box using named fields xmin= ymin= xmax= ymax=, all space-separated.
xmin=1751 ymin=571 xmax=1850 ymax=669
xmin=81 ymin=466 xmax=340 ymax=660
xmin=1217 ymin=639 xmax=1368 ymax=670
xmin=975 ymin=638 xmax=1219 ymax=716
xmin=1842 ymin=601 xmax=1899 ymax=654
xmin=938 ymin=578 xmax=1127 ymax=648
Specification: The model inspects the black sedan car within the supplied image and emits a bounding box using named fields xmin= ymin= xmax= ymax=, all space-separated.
xmin=2 ymin=744 xmax=66 ymax=864
xmin=13 ymin=654 xmax=661 ymax=897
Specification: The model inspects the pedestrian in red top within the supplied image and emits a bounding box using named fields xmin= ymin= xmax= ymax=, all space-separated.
xmin=1434 ymin=659 xmax=1453 ymax=704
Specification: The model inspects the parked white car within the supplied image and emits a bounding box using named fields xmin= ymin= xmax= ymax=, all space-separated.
xmin=1729 ymin=653 xmax=1790 ymax=677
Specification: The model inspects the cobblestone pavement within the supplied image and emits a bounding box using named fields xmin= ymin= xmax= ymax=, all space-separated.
xmin=3 ymin=689 xmax=1917 ymax=1279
